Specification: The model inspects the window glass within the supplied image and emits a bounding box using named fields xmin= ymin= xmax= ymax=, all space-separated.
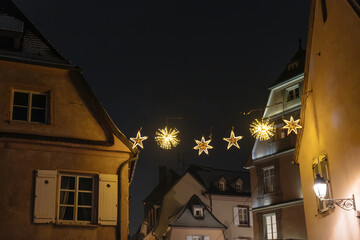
xmin=58 ymin=174 xmax=94 ymax=223
xmin=264 ymin=213 xmax=277 ymax=239
xmin=13 ymin=92 xmax=28 ymax=106
xmin=263 ymin=166 xmax=275 ymax=193
xmin=12 ymin=90 xmax=49 ymax=123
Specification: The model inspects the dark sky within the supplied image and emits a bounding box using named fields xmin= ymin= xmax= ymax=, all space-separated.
xmin=14 ymin=0 xmax=310 ymax=235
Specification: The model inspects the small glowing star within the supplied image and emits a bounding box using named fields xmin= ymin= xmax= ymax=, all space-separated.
xmin=249 ymin=118 xmax=275 ymax=141
xmin=223 ymin=129 xmax=243 ymax=150
xmin=282 ymin=116 xmax=302 ymax=135
xmin=130 ymin=130 xmax=148 ymax=149
xmin=155 ymin=127 xmax=180 ymax=149
xmin=193 ymin=136 xmax=213 ymax=156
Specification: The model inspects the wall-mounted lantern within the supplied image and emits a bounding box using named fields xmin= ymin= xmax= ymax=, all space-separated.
xmin=313 ymin=174 xmax=356 ymax=211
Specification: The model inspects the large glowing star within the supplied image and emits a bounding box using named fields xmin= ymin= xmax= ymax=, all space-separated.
xmin=155 ymin=127 xmax=180 ymax=149
xmin=223 ymin=130 xmax=243 ymax=150
xmin=193 ymin=136 xmax=213 ymax=156
xmin=249 ymin=118 xmax=275 ymax=141
xmin=282 ymin=116 xmax=302 ymax=135
xmin=130 ymin=130 xmax=148 ymax=149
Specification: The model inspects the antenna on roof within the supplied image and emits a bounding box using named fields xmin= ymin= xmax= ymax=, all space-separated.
xmin=298 ymin=38 xmax=302 ymax=50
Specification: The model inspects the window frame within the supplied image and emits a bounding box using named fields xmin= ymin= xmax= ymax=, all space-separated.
xmin=11 ymin=89 xmax=50 ymax=124
xmin=236 ymin=205 xmax=250 ymax=227
xmin=219 ymin=177 xmax=226 ymax=191
xmin=263 ymin=213 xmax=277 ymax=239
xmin=312 ymin=154 xmax=333 ymax=213
xmin=235 ymin=178 xmax=243 ymax=192
xmin=286 ymin=84 xmax=300 ymax=102
xmin=57 ymin=173 xmax=96 ymax=225
xmin=192 ymin=206 xmax=204 ymax=219
xmin=263 ymin=166 xmax=276 ymax=194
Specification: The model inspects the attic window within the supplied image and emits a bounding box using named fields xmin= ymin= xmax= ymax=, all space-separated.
xmin=219 ymin=178 xmax=226 ymax=191
xmin=287 ymin=61 xmax=299 ymax=71
xmin=192 ymin=206 xmax=204 ymax=219
xmin=235 ymin=179 xmax=243 ymax=192
xmin=0 ymin=15 xmax=24 ymax=50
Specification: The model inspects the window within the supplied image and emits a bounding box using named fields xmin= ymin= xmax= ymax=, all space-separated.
xmin=234 ymin=206 xmax=249 ymax=226
xmin=235 ymin=178 xmax=243 ymax=192
xmin=313 ymin=154 xmax=333 ymax=212
xmin=219 ymin=177 xmax=226 ymax=191
xmin=58 ymin=174 xmax=94 ymax=223
xmin=264 ymin=213 xmax=277 ymax=239
xmin=193 ymin=206 xmax=204 ymax=218
xmin=263 ymin=166 xmax=275 ymax=193
xmin=11 ymin=90 xmax=49 ymax=123
xmin=33 ymin=170 xmax=118 ymax=226
xmin=286 ymin=85 xmax=300 ymax=102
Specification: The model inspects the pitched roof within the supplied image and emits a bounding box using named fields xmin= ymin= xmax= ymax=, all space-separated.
xmin=186 ymin=165 xmax=251 ymax=196
xmin=0 ymin=0 xmax=72 ymax=67
xmin=169 ymin=194 xmax=227 ymax=229
xmin=269 ymin=44 xmax=306 ymax=89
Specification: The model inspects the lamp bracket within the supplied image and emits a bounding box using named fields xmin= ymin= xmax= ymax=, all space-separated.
xmin=322 ymin=194 xmax=356 ymax=211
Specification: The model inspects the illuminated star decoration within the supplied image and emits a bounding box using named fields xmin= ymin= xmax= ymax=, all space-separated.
xmin=249 ymin=118 xmax=275 ymax=141
xmin=155 ymin=126 xmax=180 ymax=149
xmin=282 ymin=116 xmax=302 ymax=135
xmin=130 ymin=130 xmax=148 ymax=149
xmin=223 ymin=129 xmax=243 ymax=150
xmin=193 ymin=136 xmax=213 ymax=156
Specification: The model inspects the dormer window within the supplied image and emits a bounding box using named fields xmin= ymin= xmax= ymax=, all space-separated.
xmin=287 ymin=61 xmax=299 ymax=71
xmin=192 ymin=205 xmax=204 ymax=219
xmin=286 ymin=85 xmax=300 ymax=102
xmin=0 ymin=15 xmax=24 ymax=50
xmin=235 ymin=178 xmax=243 ymax=192
xmin=219 ymin=177 xmax=226 ymax=191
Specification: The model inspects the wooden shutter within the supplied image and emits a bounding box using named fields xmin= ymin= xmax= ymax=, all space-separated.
xmin=33 ymin=170 xmax=57 ymax=223
xmin=98 ymin=174 xmax=118 ymax=225
xmin=233 ymin=206 xmax=239 ymax=225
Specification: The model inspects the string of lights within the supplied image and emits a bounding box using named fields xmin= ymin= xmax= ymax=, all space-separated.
xmin=130 ymin=102 xmax=302 ymax=153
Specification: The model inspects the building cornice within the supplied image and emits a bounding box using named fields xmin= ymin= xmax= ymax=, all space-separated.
xmin=252 ymin=199 xmax=304 ymax=212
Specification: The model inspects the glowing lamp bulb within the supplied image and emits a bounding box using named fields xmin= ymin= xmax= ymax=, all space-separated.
xmin=313 ymin=174 xmax=327 ymax=199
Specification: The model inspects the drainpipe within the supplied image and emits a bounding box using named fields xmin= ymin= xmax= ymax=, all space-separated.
xmin=117 ymin=152 xmax=139 ymax=240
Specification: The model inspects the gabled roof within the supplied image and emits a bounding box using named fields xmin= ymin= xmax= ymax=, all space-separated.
xmin=269 ymin=43 xmax=306 ymax=89
xmin=169 ymin=194 xmax=227 ymax=229
xmin=0 ymin=0 xmax=72 ymax=67
xmin=187 ymin=164 xmax=251 ymax=196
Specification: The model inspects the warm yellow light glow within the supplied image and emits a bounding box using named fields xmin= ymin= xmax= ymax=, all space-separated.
xmin=130 ymin=130 xmax=148 ymax=149
xmin=249 ymin=118 xmax=275 ymax=141
xmin=155 ymin=126 xmax=180 ymax=149
xmin=223 ymin=129 xmax=243 ymax=150
xmin=193 ymin=136 xmax=213 ymax=156
xmin=282 ymin=116 xmax=302 ymax=135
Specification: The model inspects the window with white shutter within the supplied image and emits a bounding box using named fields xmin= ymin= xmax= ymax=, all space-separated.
xmin=33 ymin=170 xmax=119 ymax=226
xmin=34 ymin=170 xmax=57 ymax=223
xmin=98 ymin=174 xmax=118 ymax=226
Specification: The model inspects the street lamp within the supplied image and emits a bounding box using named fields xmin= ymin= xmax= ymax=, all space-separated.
xmin=313 ymin=174 xmax=356 ymax=211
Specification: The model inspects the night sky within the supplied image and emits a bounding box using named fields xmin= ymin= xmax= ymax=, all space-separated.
xmin=14 ymin=0 xmax=310 ymax=235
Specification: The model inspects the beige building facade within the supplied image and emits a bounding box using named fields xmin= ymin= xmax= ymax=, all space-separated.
xmin=296 ymin=0 xmax=360 ymax=239
xmin=135 ymin=165 xmax=253 ymax=240
xmin=246 ymin=45 xmax=307 ymax=239
xmin=0 ymin=1 xmax=138 ymax=239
